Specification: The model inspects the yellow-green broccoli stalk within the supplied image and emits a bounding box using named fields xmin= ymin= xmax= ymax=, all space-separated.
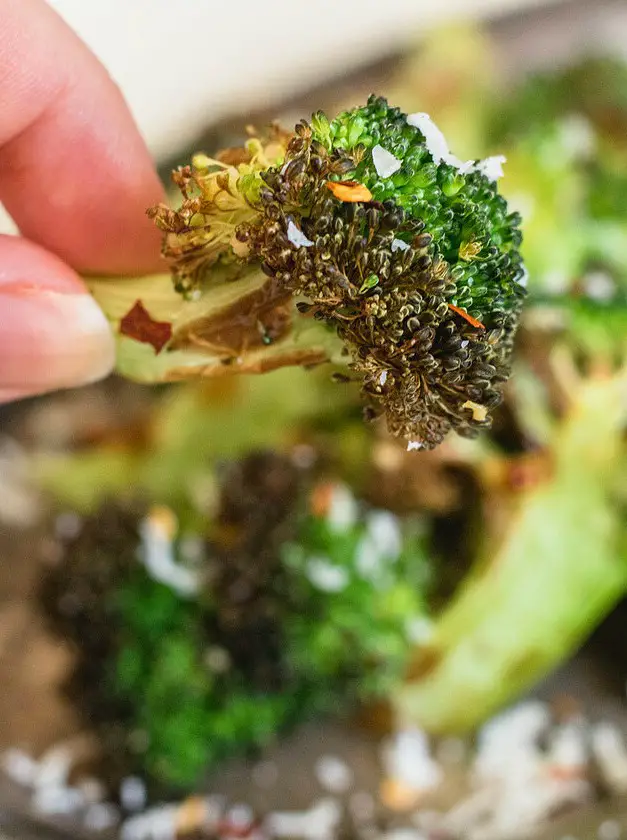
xmin=397 ymin=365 xmax=627 ymax=732
xmin=89 ymin=97 xmax=526 ymax=449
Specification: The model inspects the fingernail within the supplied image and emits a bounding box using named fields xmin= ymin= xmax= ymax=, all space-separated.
xmin=0 ymin=287 xmax=115 ymax=393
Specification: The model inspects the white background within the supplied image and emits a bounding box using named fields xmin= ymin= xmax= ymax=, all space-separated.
xmin=47 ymin=0 xmax=568 ymax=159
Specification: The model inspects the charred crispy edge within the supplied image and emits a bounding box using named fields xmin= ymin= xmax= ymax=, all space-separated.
xmin=162 ymin=346 xmax=329 ymax=381
xmin=238 ymin=118 xmax=523 ymax=447
xmin=169 ymin=281 xmax=293 ymax=356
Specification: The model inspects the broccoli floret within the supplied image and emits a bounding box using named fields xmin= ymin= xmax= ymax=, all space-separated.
xmin=238 ymin=97 xmax=525 ymax=447
xmin=91 ymin=97 xmax=526 ymax=450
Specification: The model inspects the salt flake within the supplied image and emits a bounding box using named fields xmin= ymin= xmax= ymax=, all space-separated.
xmin=372 ymin=144 xmax=402 ymax=178
xmin=407 ymin=441 xmax=423 ymax=452
xmin=287 ymin=220 xmax=313 ymax=248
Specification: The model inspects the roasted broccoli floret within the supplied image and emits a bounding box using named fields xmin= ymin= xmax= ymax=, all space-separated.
xmin=90 ymin=96 xmax=526 ymax=449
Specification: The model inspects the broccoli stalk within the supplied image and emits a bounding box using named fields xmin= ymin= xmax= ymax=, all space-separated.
xmin=88 ymin=267 xmax=344 ymax=381
xmin=396 ymin=365 xmax=627 ymax=732
xmin=89 ymin=96 xmax=526 ymax=449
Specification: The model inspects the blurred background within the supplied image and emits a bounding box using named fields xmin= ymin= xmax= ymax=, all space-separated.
xmin=1 ymin=1 xmax=627 ymax=839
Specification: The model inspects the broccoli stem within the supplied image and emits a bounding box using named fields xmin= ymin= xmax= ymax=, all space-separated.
xmin=87 ymin=270 xmax=345 ymax=383
xmin=396 ymin=369 xmax=627 ymax=732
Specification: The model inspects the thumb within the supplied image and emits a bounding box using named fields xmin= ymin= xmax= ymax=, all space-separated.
xmin=0 ymin=235 xmax=115 ymax=403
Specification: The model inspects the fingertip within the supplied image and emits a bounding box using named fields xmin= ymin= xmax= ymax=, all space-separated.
xmin=0 ymin=236 xmax=115 ymax=396
xmin=0 ymin=0 xmax=166 ymax=276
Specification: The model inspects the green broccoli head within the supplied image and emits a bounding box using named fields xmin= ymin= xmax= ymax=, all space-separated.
xmin=237 ymin=97 xmax=526 ymax=448
xmin=131 ymin=97 xmax=526 ymax=450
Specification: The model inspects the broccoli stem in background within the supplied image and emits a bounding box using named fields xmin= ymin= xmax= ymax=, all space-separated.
xmin=396 ymin=369 xmax=627 ymax=732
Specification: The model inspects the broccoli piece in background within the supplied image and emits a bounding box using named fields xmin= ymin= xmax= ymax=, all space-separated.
xmin=40 ymin=453 xmax=432 ymax=793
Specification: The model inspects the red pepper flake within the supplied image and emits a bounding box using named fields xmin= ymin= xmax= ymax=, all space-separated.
xmin=119 ymin=300 xmax=172 ymax=353
xmin=326 ymin=180 xmax=373 ymax=203
xmin=448 ymin=304 xmax=485 ymax=329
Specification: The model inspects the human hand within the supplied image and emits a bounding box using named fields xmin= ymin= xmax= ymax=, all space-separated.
xmin=0 ymin=0 xmax=164 ymax=403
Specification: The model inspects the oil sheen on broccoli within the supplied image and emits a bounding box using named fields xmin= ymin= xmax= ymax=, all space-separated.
xmin=111 ymin=96 xmax=527 ymax=450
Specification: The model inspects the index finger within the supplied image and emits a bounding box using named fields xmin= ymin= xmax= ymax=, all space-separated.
xmin=0 ymin=0 xmax=165 ymax=276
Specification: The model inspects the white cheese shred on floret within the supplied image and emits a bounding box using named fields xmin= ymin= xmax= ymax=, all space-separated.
xmin=391 ymin=238 xmax=410 ymax=253
xmin=406 ymin=112 xmax=506 ymax=180
xmin=372 ymin=144 xmax=402 ymax=178
xmin=474 ymin=154 xmax=507 ymax=181
xmin=406 ymin=112 xmax=473 ymax=172
xmin=406 ymin=112 xmax=451 ymax=165
xmin=306 ymin=556 xmax=350 ymax=593
xmin=138 ymin=507 xmax=200 ymax=597
xmin=287 ymin=220 xmax=314 ymax=248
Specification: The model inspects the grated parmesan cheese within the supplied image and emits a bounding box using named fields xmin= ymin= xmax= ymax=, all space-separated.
xmin=326 ymin=483 xmax=359 ymax=532
xmin=314 ymin=755 xmax=354 ymax=794
xmin=474 ymin=155 xmax=507 ymax=181
xmin=381 ymin=728 xmax=442 ymax=793
xmin=306 ymin=557 xmax=350 ymax=593
xmin=138 ymin=508 xmax=200 ymax=597
xmin=391 ymin=238 xmax=410 ymax=253
xmin=287 ymin=220 xmax=314 ymax=248
xmin=584 ymin=270 xmax=615 ymax=302
xmin=406 ymin=113 xmax=506 ymax=180
xmin=407 ymin=112 xmax=454 ymax=165
xmin=266 ymin=798 xmax=342 ymax=839
xmin=462 ymin=401 xmax=488 ymax=422
xmin=372 ymin=144 xmax=402 ymax=178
